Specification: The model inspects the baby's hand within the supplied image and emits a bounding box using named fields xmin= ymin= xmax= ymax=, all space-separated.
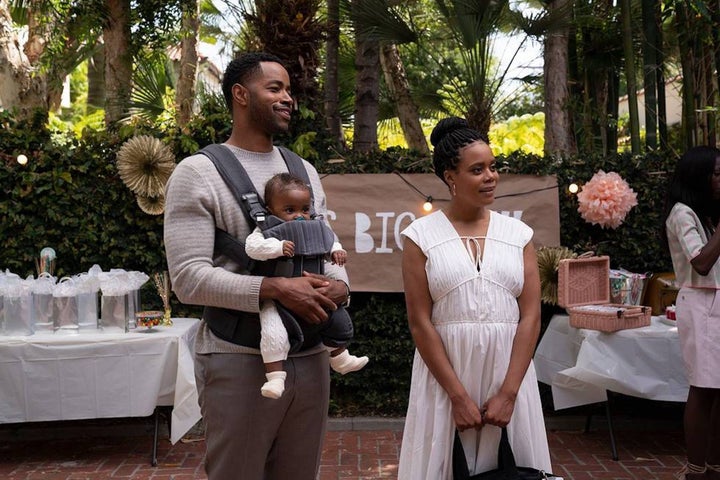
xmin=283 ymin=241 xmax=295 ymax=257
xmin=332 ymin=250 xmax=347 ymax=266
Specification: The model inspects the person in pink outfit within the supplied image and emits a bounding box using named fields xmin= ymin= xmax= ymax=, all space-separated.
xmin=663 ymin=146 xmax=720 ymax=479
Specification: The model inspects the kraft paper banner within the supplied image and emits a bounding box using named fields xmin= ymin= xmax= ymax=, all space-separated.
xmin=322 ymin=173 xmax=560 ymax=292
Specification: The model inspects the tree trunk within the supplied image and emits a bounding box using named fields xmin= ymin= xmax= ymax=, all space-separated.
xmin=353 ymin=35 xmax=380 ymax=153
xmin=104 ymin=0 xmax=132 ymax=128
xmin=543 ymin=0 xmax=576 ymax=158
xmin=0 ymin=0 xmax=47 ymax=114
xmin=606 ymin=69 xmax=620 ymax=155
xmin=711 ymin=1 xmax=720 ymax=146
xmin=24 ymin=0 xmax=46 ymax=65
xmin=324 ymin=0 xmax=345 ymax=150
xmin=241 ymin=0 xmax=325 ymax=143
xmin=620 ymin=0 xmax=640 ymax=154
xmin=87 ymin=42 xmax=105 ymax=114
xmin=175 ymin=0 xmax=199 ymax=129
xmin=24 ymin=1 xmax=82 ymax=112
xmin=641 ymin=0 xmax=658 ymax=150
xmin=380 ymin=43 xmax=429 ymax=155
xmin=702 ymin=35 xmax=716 ymax=146
xmin=675 ymin=4 xmax=697 ymax=148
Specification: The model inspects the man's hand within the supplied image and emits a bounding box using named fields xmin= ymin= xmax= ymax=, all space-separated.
xmin=260 ymin=276 xmax=337 ymax=324
xmin=302 ymin=272 xmax=348 ymax=305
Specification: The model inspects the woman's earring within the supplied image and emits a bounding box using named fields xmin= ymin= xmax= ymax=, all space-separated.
xmin=451 ymin=183 xmax=457 ymax=196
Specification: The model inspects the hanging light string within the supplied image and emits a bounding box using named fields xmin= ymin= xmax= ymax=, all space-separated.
xmin=392 ymin=171 xmax=446 ymax=211
xmin=394 ymin=171 xmax=559 ymax=202
xmin=322 ymin=171 xmax=561 ymax=211
xmin=392 ymin=171 xmax=444 ymax=200
xmin=495 ymin=184 xmax=559 ymax=199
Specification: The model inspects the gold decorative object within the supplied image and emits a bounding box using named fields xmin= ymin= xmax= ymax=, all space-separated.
xmin=537 ymin=246 xmax=577 ymax=305
xmin=116 ymin=135 xmax=176 ymax=199
xmin=153 ymin=271 xmax=173 ymax=326
xmin=136 ymin=193 xmax=166 ymax=216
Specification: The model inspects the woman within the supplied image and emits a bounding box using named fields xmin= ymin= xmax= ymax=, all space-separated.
xmin=398 ymin=117 xmax=551 ymax=479
xmin=663 ymin=146 xmax=720 ymax=480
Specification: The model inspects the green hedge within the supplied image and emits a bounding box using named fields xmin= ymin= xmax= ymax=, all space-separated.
xmin=0 ymin=110 xmax=677 ymax=415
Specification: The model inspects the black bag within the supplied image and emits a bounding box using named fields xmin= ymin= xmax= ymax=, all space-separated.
xmin=452 ymin=427 xmax=558 ymax=480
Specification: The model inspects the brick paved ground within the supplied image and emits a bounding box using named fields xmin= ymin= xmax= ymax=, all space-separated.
xmin=0 ymin=411 xmax=688 ymax=480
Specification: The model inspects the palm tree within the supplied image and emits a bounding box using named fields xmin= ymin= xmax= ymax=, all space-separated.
xmin=620 ymin=0 xmax=640 ymax=154
xmin=324 ymin=0 xmax=345 ymax=149
xmin=641 ymin=0 xmax=660 ymax=150
xmin=175 ymin=0 xmax=199 ymax=129
xmin=541 ymin=0 xmax=576 ymax=157
xmin=104 ymin=0 xmax=133 ymax=127
xmin=346 ymin=0 xmax=427 ymax=153
xmin=349 ymin=0 xmax=547 ymax=140
xmin=238 ymin=0 xmax=326 ymax=150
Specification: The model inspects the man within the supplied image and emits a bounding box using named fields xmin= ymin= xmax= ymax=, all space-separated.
xmin=163 ymin=52 xmax=350 ymax=480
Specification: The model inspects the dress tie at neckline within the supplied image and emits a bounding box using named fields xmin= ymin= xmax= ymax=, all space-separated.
xmin=461 ymin=236 xmax=486 ymax=270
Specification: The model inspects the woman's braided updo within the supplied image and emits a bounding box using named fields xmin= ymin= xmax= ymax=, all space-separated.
xmin=430 ymin=117 xmax=489 ymax=184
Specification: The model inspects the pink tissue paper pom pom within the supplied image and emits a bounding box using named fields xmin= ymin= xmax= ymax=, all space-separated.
xmin=576 ymin=170 xmax=638 ymax=229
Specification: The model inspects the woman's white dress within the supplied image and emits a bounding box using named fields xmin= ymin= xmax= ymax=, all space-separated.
xmin=398 ymin=210 xmax=552 ymax=479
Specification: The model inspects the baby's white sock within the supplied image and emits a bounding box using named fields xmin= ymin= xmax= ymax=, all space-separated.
xmin=329 ymin=349 xmax=369 ymax=375
xmin=261 ymin=371 xmax=287 ymax=399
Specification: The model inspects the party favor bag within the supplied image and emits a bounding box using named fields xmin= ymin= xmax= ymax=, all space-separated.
xmin=74 ymin=273 xmax=100 ymax=331
xmin=53 ymin=277 xmax=80 ymax=334
xmin=31 ymin=273 xmax=56 ymax=332
xmin=99 ymin=271 xmax=130 ymax=333
xmin=1 ymin=274 xmax=34 ymax=336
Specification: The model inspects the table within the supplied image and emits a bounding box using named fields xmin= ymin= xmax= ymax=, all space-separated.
xmin=0 ymin=318 xmax=202 ymax=460
xmin=534 ymin=314 xmax=688 ymax=459
xmin=534 ymin=314 xmax=688 ymax=409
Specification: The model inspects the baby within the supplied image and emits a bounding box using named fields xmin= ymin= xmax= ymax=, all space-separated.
xmin=245 ymin=172 xmax=369 ymax=399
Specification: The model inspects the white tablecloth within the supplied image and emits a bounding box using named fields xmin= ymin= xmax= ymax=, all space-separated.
xmin=0 ymin=317 xmax=202 ymax=444
xmin=533 ymin=314 xmax=688 ymax=410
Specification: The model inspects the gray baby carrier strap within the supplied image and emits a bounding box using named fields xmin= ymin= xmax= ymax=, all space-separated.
xmin=197 ymin=143 xmax=351 ymax=352
xmin=200 ymin=143 xmax=314 ymax=272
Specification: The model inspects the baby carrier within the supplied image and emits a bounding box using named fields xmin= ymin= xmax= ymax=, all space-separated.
xmin=199 ymin=144 xmax=353 ymax=353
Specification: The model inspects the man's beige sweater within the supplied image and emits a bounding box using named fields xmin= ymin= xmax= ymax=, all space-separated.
xmin=163 ymin=144 xmax=348 ymax=354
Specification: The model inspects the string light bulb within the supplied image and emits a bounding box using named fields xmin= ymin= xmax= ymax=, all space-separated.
xmin=17 ymin=154 xmax=28 ymax=165
xmin=568 ymin=182 xmax=579 ymax=194
xmin=423 ymin=196 xmax=433 ymax=212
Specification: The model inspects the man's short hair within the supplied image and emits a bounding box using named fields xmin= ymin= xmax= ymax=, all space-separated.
xmin=222 ymin=52 xmax=285 ymax=112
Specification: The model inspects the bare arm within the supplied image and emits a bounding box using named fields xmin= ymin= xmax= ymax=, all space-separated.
xmin=482 ymin=241 xmax=542 ymax=427
xmin=402 ymin=238 xmax=484 ymax=431
xmin=690 ymin=222 xmax=720 ymax=275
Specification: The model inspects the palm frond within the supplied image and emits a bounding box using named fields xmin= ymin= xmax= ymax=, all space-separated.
xmin=128 ymin=54 xmax=175 ymax=120
xmin=507 ymin=4 xmax=573 ymax=38
xmin=348 ymin=0 xmax=417 ymax=44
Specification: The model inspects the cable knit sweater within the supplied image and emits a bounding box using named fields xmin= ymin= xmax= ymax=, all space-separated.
xmin=163 ymin=144 xmax=349 ymax=355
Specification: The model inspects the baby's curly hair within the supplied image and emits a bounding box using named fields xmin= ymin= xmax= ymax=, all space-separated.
xmin=264 ymin=172 xmax=310 ymax=208
xmin=430 ymin=117 xmax=489 ymax=184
